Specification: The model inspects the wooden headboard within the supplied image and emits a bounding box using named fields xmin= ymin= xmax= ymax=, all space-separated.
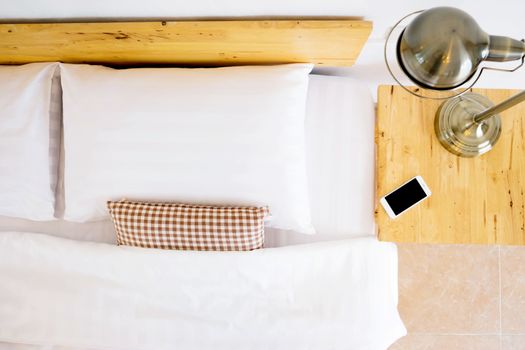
xmin=0 ymin=20 xmax=372 ymax=66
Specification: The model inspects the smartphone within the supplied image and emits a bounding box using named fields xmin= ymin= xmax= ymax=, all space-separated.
xmin=380 ymin=176 xmax=431 ymax=219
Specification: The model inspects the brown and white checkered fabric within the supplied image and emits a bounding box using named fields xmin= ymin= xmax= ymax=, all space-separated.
xmin=107 ymin=200 xmax=269 ymax=251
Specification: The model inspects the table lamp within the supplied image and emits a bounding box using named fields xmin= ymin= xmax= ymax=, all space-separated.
xmin=385 ymin=7 xmax=525 ymax=157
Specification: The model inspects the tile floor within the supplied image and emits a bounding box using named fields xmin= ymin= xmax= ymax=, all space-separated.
xmin=389 ymin=244 xmax=525 ymax=350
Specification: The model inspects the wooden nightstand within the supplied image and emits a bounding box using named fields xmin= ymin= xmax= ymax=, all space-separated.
xmin=376 ymin=85 xmax=525 ymax=245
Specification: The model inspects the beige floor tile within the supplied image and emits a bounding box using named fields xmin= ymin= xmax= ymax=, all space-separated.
xmin=388 ymin=334 xmax=500 ymax=350
xmin=502 ymin=335 xmax=525 ymax=350
xmin=501 ymin=246 xmax=525 ymax=333
xmin=397 ymin=243 xmax=500 ymax=333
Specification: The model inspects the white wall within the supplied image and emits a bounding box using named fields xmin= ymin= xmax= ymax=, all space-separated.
xmin=2 ymin=0 xmax=524 ymax=93
xmin=2 ymin=0 xmax=523 ymax=39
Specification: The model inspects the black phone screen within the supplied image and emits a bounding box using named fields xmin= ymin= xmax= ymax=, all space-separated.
xmin=384 ymin=178 xmax=427 ymax=215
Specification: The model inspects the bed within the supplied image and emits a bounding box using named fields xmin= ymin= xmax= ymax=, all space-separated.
xmin=0 ymin=20 xmax=405 ymax=350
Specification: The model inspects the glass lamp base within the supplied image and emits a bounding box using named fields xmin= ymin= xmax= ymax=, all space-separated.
xmin=435 ymin=93 xmax=502 ymax=157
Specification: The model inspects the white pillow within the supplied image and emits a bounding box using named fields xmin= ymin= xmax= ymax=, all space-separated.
xmin=60 ymin=63 xmax=315 ymax=233
xmin=0 ymin=62 xmax=58 ymax=221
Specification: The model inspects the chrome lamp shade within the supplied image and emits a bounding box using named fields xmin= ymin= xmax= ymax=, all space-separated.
xmin=389 ymin=7 xmax=525 ymax=157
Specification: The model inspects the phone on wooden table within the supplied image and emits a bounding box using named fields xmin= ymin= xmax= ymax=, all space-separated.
xmin=380 ymin=175 xmax=431 ymax=219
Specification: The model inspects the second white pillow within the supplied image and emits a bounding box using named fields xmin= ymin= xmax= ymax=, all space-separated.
xmin=60 ymin=63 xmax=315 ymax=234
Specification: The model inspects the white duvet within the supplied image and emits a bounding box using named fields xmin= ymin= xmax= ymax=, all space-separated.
xmin=0 ymin=232 xmax=405 ymax=350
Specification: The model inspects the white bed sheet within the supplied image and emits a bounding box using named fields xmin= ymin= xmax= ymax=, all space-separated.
xmin=0 ymin=74 xmax=376 ymax=246
xmin=0 ymin=232 xmax=405 ymax=350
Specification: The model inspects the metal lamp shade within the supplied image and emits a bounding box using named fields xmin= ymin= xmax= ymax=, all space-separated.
xmin=397 ymin=7 xmax=525 ymax=90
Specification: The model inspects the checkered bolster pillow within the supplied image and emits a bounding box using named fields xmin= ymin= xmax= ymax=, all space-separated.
xmin=107 ymin=200 xmax=269 ymax=251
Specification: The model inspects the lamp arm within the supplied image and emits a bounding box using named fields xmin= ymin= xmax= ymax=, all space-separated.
xmin=473 ymin=90 xmax=525 ymax=123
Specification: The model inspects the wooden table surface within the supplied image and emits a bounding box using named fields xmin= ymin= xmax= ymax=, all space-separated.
xmin=376 ymin=85 xmax=525 ymax=245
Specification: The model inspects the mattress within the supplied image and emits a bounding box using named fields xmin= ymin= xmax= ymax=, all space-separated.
xmin=0 ymin=74 xmax=376 ymax=246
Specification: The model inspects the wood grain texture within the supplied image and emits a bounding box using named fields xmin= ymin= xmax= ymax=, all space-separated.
xmin=376 ymin=85 xmax=525 ymax=245
xmin=0 ymin=20 xmax=371 ymax=66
